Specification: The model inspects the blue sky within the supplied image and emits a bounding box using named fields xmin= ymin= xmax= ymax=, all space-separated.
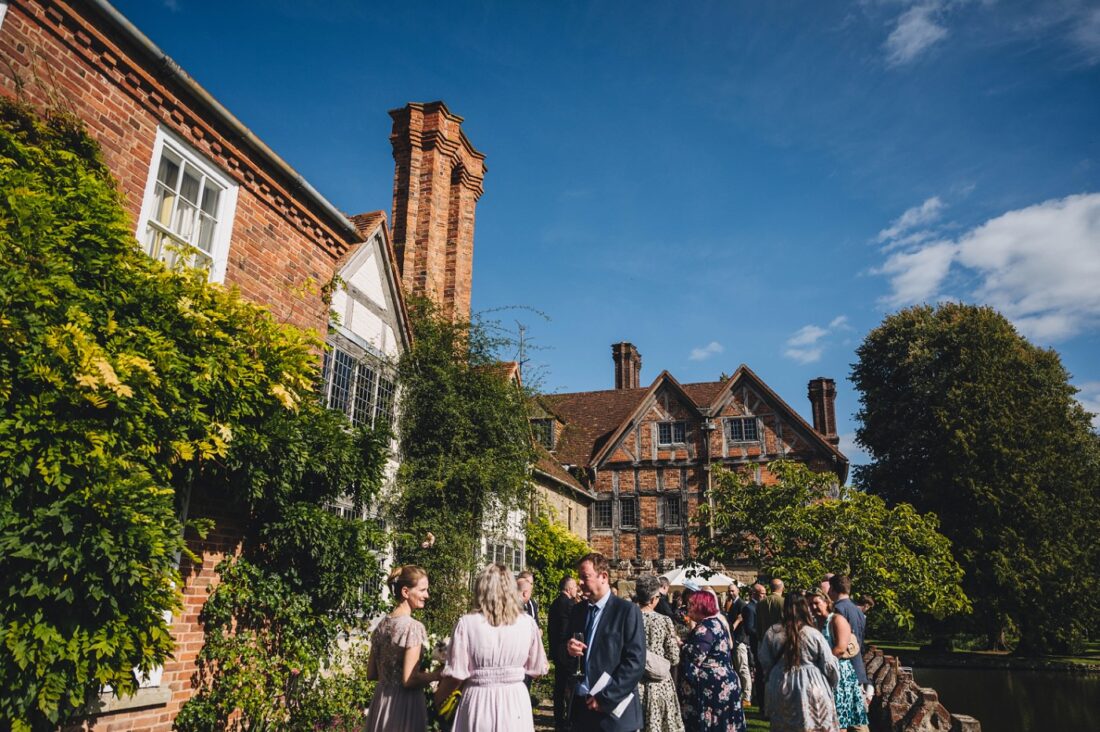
xmin=114 ymin=0 xmax=1100 ymax=464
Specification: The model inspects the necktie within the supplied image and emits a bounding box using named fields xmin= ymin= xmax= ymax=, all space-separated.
xmin=583 ymin=603 xmax=598 ymax=685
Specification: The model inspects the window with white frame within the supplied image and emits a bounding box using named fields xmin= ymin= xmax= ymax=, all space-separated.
xmin=137 ymin=128 xmax=237 ymax=281
xmin=486 ymin=538 xmax=524 ymax=573
xmin=726 ymin=417 xmax=760 ymax=442
xmin=320 ymin=344 xmax=395 ymax=429
xmin=657 ymin=421 xmax=687 ymax=446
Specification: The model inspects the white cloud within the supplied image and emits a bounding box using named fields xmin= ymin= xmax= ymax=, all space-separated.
xmin=689 ymin=341 xmax=724 ymax=361
xmin=783 ymin=316 xmax=849 ymax=364
xmin=1076 ymin=381 xmax=1100 ymax=431
xmin=877 ymin=196 xmax=945 ymax=244
xmin=885 ymin=2 xmax=950 ymax=66
xmin=873 ymin=192 xmax=1100 ymax=342
xmin=875 ymin=241 xmax=957 ymax=308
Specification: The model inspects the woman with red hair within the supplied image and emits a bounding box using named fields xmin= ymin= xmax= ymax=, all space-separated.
xmin=678 ymin=590 xmax=747 ymax=732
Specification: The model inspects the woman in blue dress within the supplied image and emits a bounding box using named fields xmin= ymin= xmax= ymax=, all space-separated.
xmin=811 ymin=590 xmax=869 ymax=730
xmin=678 ymin=590 xmax=747 ymax=732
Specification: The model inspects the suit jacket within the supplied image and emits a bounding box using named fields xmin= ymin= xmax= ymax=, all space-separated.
xmin=755 ymin=592 xmax=784 ymax=649
xmin=567 ymin=593 xmax=645 ymax=732
xmin=524 ymin=597 xmax=541 ymax=627
xmin=654 ymin=594 xmax=676 ymax=621
xmin=548 ymin=593 xmax=576 ymax=666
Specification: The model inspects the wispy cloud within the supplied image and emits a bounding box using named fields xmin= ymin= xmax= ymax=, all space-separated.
xmin=783 ymin=316 xmax=851 ymax=364
xmin=877 ymin=196 xmax=945 ymax=244
xmin=872 ymin=192 xmax=1100 ymax=342
xmin=885 ymin=2 xmax=949 ymax=66
xmin=689 ymin=341 xmax=724 ymax=361
xmin=1069 ymin=6 xmax=1100 ymax=65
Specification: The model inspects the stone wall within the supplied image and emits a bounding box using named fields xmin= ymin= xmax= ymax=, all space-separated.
xmin=864 ymin=646 xmax=981 ymax=732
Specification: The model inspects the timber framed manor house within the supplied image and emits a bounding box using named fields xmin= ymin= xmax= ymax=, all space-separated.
xmin=536 ymin=343 xmax=849 ymax=570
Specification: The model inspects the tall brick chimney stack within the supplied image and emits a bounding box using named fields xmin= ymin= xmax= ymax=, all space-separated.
xmin=612 ymin=343 xmax=642 ymax=390
xmin=389 ymin=101 xmax=486 ymax=321
xmin=807 ymin=377 xmax=840 ymax=446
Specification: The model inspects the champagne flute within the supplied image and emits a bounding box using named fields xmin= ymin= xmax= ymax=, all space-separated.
xmin=572 ymin=632 xmax=586 ymax=679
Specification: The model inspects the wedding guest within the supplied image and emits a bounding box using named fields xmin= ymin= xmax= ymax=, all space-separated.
xmin=436 ymin=564 xmax=549 ymax=731
xmin=633 ymin=576 xmax=684 ymax=732
xmin=364 ymin=566 xmax=440 ymax=732
xmin=678 ymin=590 xmax=746 ymax=732
xmin=758 ymin=592 xmax=840 ymax=732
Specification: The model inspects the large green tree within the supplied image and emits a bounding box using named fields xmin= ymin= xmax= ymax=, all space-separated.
xmin=851 ymin=303 xmax=1099 ymax=653
xmin=696 ymin=461 xmax=970 ymax=631
xmin=390 ymin=301 xmax=536 ymax=634
xmin=0 ymin=99 xmax=388 ymax=731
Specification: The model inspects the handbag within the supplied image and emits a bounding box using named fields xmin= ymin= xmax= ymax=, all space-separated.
xmin=644 ymin=651 xmax=671 ymax=681
xmin=437 ymin=688 xmax=462 ymax=722
xmin=839 ymin=637 xmax=860 ymax=660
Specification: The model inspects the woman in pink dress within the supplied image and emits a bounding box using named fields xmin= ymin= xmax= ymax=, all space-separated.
xmin=435 ymin=563 xmax=549 ymax=731
xmin=363 ymin=565 xmax=440 ymax=732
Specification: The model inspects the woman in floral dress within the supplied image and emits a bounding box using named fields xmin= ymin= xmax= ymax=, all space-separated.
xmin=810 ymin=591 xmax=869 ymax=730
xmin=633 ymin=576 xmax=684 ymax=732
xmin=758 ymin=591 xmax=840 ymax=732
xmin=364 ymin=565 xmax=440 ymax=732
xmin=678 ymin=590 xmax=746 ymax=732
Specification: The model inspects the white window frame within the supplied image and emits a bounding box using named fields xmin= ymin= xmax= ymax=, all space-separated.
xmin=0 ymin=2 xmax=10 ymax=33
xmin=136 ymin=127 xmax=238 ymax=283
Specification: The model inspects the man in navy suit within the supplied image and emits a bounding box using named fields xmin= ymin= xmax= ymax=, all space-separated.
xmin=565 ymin=553 xmax=645 ymax=732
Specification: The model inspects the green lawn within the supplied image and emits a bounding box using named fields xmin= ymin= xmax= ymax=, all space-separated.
xmin=745 ymin=706 xmax=770 ymax=730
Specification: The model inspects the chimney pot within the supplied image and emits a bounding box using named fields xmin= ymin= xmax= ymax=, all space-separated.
xmin=612 ymin=342 xmax=642 ymax=389
xmin=808 ymin=377 xmax=839 ymax=446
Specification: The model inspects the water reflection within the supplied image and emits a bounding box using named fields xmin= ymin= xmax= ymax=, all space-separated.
xmin=912 ymin=666 xmax=1100 ymax=732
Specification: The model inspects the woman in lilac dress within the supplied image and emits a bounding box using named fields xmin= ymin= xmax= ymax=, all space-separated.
xmin=364 ymin=565 xmax=440 ymax=732
xmin=435 ymin=563 xmax=549 ymax=732
xmin=679 ymin=590 xmax=747 ymax=732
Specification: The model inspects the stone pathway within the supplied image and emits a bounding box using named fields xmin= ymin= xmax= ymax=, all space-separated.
xmin=532 ymin=697 xmax=555 ymax=730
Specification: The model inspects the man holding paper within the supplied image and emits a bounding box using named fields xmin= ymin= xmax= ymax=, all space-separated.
xmin=565 ymin=553 xmax=645 ymax=732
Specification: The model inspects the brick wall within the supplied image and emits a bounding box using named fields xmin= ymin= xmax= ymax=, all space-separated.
xmin=0 ymin=2 xmax=372 ymax=728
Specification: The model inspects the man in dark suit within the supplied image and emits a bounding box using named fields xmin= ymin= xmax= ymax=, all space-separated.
xmin=548 ymin=575 xmax=579 ymax=731
xmin=654 ymin=576 xmax=677 ymax=620
xmin=565 ymin=553 xmax=645 ymax=732
xmin=518 ymin=570 xmax=540 ymax=625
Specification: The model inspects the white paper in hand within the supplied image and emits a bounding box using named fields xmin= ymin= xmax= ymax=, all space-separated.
xmin=587 ymin=672 xmax=633 ymax=719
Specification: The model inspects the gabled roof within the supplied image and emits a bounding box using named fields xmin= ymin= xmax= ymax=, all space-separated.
xmin=343 ymin=210 xmax=412 ymax=350
xmin=543 ymin=366 xmax=848 ymax=479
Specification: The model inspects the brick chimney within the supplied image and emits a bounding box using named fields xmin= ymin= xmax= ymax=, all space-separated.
xmin=389 ymin=102 xmax=486 ymax=321
xmin=612 ymin=343 xmax=642 ymax=389
xmin=807 ymin=377 xmax=839 ymax=446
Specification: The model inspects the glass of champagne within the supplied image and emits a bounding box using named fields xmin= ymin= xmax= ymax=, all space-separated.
xmin=572 ymin=632 xmax=586 ymax=679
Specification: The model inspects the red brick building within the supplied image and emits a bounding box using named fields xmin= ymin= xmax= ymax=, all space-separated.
xmin=541 ymin=343 xmax=848 ymax=570
xmin=0 ymin=1 xmax=484 ymax=728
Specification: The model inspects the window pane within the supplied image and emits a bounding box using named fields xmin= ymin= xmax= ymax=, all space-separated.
xmin=173 ymin=199 xmax=198 ymax=242
xmin=197 ymin=214 xmax=216 ymax=253
xmin=376 ymin=376 xmax=395 ymax=427
xmin=352 ymin=363 xmax=376 ymax=427
xmin=745 ymin=419 xmax=758 ymax=441
xmin=673 ymin=422 xmax=686 ymax=443
xmin=328 ymin=349 xmax=354 ymax=414
xmin=658 ymin=423 xmax=671 ymax=445
xmin=156 ymin=153 xmax=180 ymax=187
xmin=200 ymin=182 xmax=221 ymax=217
xmin=179 ymin=165 xmax=201 ymax=204
xmin=152 ymin=183 xmax=175 ymax=227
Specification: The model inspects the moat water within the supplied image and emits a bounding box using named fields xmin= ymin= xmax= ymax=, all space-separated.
xmin=912 ymin=666 xmax=1100 ymax=732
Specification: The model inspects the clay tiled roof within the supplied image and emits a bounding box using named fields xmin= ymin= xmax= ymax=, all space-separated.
xmin=348 ymin=210 xmax=386 ymax=238
xmin=542 ymin=386 xmax=653 ymax=466
xmin=533 ymin=444 xmax=594 ymax=500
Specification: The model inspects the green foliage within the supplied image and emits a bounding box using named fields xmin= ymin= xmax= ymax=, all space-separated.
xmin=696 ymin=460 xmax=971 ymax=631
xmin=0 ymin=99 xmax=389 ymax=730
xmin=525 ymin=505 xmax=591 ymax=612
xmin=391 ymin=299 xmax=537 ymax=634
xmin=851 ymin=303 xmax=1100 ymax=653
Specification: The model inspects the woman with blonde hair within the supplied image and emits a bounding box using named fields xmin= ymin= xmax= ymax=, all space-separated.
xmin=364 ymin=565 xmax=439 ymax=732
xmin=436 ymin=564 xmax=548 ymax=731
